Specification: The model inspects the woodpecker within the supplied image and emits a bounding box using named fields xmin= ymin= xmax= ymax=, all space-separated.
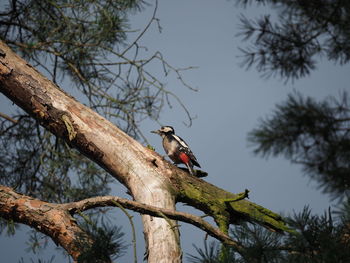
xmin=151 ymin=126 xmax=200 ymax=175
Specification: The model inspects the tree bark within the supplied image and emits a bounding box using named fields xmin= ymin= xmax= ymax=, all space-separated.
xmin=0 ymin=183 xmax=246 ymax=260
xmin=0 ymin=40 xmax=181 ymax=262
xmin=0 ymin=186 xmax=95 ymax=262
xmin=0 ymin=40 xmax=293 ymax=262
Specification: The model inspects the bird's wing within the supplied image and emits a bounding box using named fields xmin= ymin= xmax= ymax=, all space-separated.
xmin=173 ymin=135 xmax=201 ymax=168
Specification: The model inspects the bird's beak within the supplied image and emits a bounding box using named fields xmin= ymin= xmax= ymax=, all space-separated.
xmin=151 ymin=130 xmax=160 ymax=134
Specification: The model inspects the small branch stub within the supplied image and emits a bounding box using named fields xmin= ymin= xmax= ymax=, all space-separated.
xmin=223 ymin=189 xmax=250 ymax=203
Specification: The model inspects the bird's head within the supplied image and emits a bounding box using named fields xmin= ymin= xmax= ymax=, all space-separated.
xmin=151 ymin=126 xmax=175 ymax=137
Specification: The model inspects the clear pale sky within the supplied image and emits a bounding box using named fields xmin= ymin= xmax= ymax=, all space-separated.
xmin=1 ymin=0 xmax=349 ymax=262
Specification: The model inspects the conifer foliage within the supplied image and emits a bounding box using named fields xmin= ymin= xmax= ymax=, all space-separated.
xmin=237 ymin=0 xmax=350 ymax=80
xmin=190 ymin=0 xmax=350 ymax=261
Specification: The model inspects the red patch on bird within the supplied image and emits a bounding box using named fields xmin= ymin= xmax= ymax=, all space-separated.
xmin=179 ymin=152 xmax=190 ymax=164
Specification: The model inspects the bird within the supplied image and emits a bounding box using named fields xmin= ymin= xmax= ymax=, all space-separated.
xmin=151 ymin=126 xmax=201 ymax=175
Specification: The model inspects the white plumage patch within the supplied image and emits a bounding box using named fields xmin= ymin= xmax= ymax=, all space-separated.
xmin=172 ymin=135 xmax=189 ymax=148
xmin=160 ymin=126 xmax=174 ymax=133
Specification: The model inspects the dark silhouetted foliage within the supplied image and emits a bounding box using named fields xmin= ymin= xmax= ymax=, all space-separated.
xmin=248 ymin=93 xmax=350 ymax=199
xmin=237 ymin=0 xmax=350 ymax=81
xmin=190 ymin=1 xmax=350 ymax=262
xmin=189 ymin=206 xmax=350 ymax=263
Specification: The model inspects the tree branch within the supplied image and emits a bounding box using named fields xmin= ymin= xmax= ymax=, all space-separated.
xmin=0 ymin=39 xmax=182 ymax=262
xmin=64 ymin=195 xmax=244 ymax=252
xmin=1 ymin=183 xmax=246 ymax=258
xmin=0 ymin=40 xmax=293 ymax=262
xmin=0 ymin=112 xmax=18 ymax=123
xmin=0 ymin=185 xmax=102 ymax=262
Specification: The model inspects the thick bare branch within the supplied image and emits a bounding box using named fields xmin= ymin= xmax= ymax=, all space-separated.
xmin=0 ymin=40 xmax=293 ymax=262
xmin=1 ymin=183 xmax=246 ymax=258
xmin=0 ymin=39 xmax=181 ymax=263
xmin=0 ymin=185 xmax=99 ymax=262
xmin=64 ymin=195 xmax=244 ymax=252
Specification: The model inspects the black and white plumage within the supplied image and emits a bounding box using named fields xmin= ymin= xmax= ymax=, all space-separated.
xmin=151 ymin=126 xmax=200 ymax=175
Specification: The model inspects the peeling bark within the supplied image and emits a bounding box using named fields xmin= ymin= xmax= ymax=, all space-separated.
xmin=0 ymin=186 xmax=94 ymax=262
xmin=0 ymin=40 xmax=293 ymax=262
xmin=0 ymin=40 xmax=181 ymax=263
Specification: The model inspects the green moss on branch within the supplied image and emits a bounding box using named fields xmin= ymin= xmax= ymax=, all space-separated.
xmin=175 ymin=174 xmax=295 ymax=235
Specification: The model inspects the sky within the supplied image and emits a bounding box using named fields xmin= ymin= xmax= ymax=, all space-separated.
xmin=1 ymin=0 xmax=350 ymax=262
